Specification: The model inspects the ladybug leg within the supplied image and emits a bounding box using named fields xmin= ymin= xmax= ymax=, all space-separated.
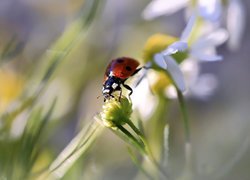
xmin=104 ymin=94 xmax=114 ymax=102
xmin=119 ymin=89 xmax=122 ymax=102
xmin=113 ymin=85 xmax=122 ymax=101
xmin=110 ymin=90 xmax=116 ymax=99
xmin=122 ymin=83 xmax=133 ymax=96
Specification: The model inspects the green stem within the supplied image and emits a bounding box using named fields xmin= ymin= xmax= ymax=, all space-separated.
xmin=177 ymin=90 xmax=190 ymax=143
xmin=177 ymin=89 xmax=193 ymax=179
xmin=125 ymin=120 xmax=169 ymax=179
xmin=115 ymin=124 xmax=146 ymax=154
xmin=126 ymin=120 xmax=144 ymax=137
xmin=127 ymin=148 xmax=155 ymax=180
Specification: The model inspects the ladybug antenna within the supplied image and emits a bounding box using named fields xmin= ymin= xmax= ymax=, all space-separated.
xmin=135 ymin=65 xmax=151 ymax=87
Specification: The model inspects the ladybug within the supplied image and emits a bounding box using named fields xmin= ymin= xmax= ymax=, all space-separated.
xmin=102 ymin=57 xmax=142 ymax=101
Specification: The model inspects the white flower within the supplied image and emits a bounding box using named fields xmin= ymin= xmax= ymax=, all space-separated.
xmin=160 ymin=27 xmax=229 ymax=63
xmin=142 ymin=0 xmax=245 ymax=50
xmin=152 ymin=14 xmax=227 ymax=91
xmin=153 ymin=29 xmax=227 ymax=94
xmin=190 ymin=28 xmax=229 ymax=61
xmin=152 ymin=15 xmax=196 ymax=92
xmin=151 ymin=15 xmax=227 ymax=98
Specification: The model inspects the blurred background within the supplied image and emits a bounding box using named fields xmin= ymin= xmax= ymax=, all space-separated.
xmin=0 ymin=0 xmax=249 ymax=179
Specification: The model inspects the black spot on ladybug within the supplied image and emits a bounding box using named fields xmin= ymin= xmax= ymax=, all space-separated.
xmin=117 ymin=59 xmax=124 ymax=63
xmin=126 ymin=66 xmax=132 ymax=71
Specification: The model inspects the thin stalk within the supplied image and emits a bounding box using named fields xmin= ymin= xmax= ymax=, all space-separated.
xmin=177 ymin=89 xmax=193 ymax=179
xmin=126 ymin=120 xmax=169 ymax=179
xmin=142 ymin=137 xmax=169 ymax=180
xmin=127 ymin=148 xmax=155 ymax=180
xmin=177 ymin=90 xmax=190 ymax=143
xmin=126 ymin=120 xmax=144 ymax=137
xmin=115 ymin=124 xmax=146 ymax=154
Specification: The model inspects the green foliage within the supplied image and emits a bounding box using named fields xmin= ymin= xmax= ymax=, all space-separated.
xmin=0 ymin=100 xmax=55 ymax=179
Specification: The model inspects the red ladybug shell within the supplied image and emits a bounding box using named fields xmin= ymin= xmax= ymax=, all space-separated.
xmin=104 ymin=57 xmax=140 ymax=80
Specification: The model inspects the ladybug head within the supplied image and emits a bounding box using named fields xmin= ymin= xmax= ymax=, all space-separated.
xmin=102 ymin=76 xmax=121 ymax=100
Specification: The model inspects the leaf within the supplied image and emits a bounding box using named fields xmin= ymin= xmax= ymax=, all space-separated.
xmin=45 ymin=119 xmax=104 ymax=179
xmin=127 ymin=147 xmax=154 ymax=180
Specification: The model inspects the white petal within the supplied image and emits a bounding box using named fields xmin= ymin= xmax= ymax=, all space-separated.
xmin=208 ymin=29 xmax=229 ymax=46
xmin=192 ymin=51 xmax=223 ymax=61
xmin=163 ymin=41 xmax=188 ymax=55
xmin=154 ymin=53 xmax=167 ymax=69
xmin=180 ymin=14 xmax=197 ymax=41
xmin=227 ymin=0 xmax=246 ymax=51
xmin=142 ymin=0 xmax=188 ymax=20
xmin=198 ymin=0 xmax=222 ymax=21
xmin=165 ymin=59 xmax=200 ymax=99
xmin=192 ymin=28 xmax=229 ymax=52
xmin=164 ymin=56 xmax=186 ymax=91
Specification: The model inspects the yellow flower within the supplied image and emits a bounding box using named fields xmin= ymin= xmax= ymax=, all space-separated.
xmin=143 ymin=33 xmax=178 ymax=63
xmin=142 ymin=34 xmax=188 ymax=92
xmin=143 ymin=33 xmax=188 ymax=65
xmin=150 ymin=71 xmax=172 ymax=95
xmin=0 ymin=69 xmax=24 ymax=112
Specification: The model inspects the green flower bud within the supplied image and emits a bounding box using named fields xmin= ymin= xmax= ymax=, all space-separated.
xmin=100 ymin=96 xmax=132 ymax=128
